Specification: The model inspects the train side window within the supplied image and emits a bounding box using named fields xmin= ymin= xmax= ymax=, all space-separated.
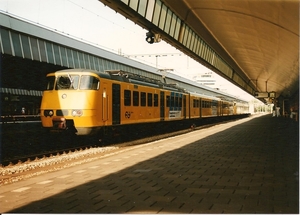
xmin=141 ymin=92 xmax=146 ymax=106
xmin=124 ymin=90 xmax=131 ymax=106
xmin=80 ymin=75 xmax=99 ymax=90
xmin=147 ymin=93 xmax=153 ymax=107
xmin=133 ymin=91 xmax=139 ymax=106
xmin=154 ymin=94 xmax=158 ymax=107
xmin=166 ymin=95 xmax=170 ymax=107
xmin=45 ymin=76 xmax=55 ymax=90
xmin=212 ymin=100 xmax=218 ymax=107
xmin=171 ymin=95 xmax=175 ymax=107
xmin=175 ymin=95 xmax=179 ymax=108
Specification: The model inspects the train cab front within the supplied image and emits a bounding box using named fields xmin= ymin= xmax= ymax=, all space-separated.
xmin=40 ymin=70 xmax=101 ymax=136
xmin=41 ymin=105 xmax=98 ymax=135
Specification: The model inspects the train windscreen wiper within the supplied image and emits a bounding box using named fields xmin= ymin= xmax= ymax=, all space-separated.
xmin=67 ymin=73 xmax=74 ymax=89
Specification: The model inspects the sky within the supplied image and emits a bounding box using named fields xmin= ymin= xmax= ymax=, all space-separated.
xmin=0 ymin=0 xmax=255 ymax=101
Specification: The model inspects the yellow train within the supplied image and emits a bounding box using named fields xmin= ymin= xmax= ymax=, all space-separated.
xmin=40 ymin=69 xmax=249 ymax=136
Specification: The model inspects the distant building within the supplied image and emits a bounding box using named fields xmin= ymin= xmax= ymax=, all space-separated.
xmin=192 ymin=72 xmax=216 ymax=88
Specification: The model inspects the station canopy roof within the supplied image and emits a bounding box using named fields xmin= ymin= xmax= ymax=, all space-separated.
xmin=99 ymin=0 xmax=299 ymax=102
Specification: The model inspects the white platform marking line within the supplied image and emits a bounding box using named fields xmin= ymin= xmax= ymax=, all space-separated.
xmin=88 ymin=166 xmax=99 ymax=169
xmin=37 ymin=180 xmax=53 ymax=185
xmin=12 ymin=187 xmax=31 ymax=192
xmin=57 ymin=175 xmax=71 ymax=179
xmin=74 ymin=170 xmax=86 ymax=173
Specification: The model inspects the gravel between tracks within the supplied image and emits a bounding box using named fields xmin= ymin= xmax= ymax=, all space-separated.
xmin=0 ymin=145 xmax=122 ymax=185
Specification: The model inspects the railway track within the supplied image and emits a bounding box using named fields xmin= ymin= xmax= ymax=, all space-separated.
xmin=1 ymin=124 xmax=192 ymax=167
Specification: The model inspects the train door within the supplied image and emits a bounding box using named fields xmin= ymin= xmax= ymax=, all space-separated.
xmin=220 ymin=101 xmax=223 ymax=116
xmin=183 ymin=94 xmax=186 ymax=119
xmin=160 ymin=91 xmax=165 ymax=121
xmin=200 ymin=98 xmax=202 ymax=118
xmin=102 ymin=83 xmax=108 ymax=122
xmin=112 ymin=83 xmax=121 ymax=125
xmin=188 ymin=93 xmax=191 ymax=119
xmin=212 ymin=100 xmax=217 ymax=116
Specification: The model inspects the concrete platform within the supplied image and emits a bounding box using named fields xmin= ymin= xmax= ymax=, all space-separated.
xmin=0 ymin=114 xmax=298 ymax=213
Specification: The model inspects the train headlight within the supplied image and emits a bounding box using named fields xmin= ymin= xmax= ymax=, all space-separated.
xmin=44 ymin=110 xmax=54 ymax=117
xmin=72 ymin=109 xmax=83 ymax=117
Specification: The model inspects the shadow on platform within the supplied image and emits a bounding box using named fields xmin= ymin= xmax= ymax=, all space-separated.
xmin=7 ymin=115 xmax=299 ymax=213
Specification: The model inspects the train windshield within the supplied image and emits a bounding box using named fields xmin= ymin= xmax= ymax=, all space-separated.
xmin=79 ymin=75 xmax=99 ymax=90
xmin=55 ymin=74 xmax=79 ymax=90
xmin=45 ymin=76 xmax=55 ymax=90
xmin=45 ymin=74 xmax=99 ymax=90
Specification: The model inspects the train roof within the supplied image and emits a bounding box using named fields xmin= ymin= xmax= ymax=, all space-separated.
xmin=105 ymin=70 xmax=188 ymax=92
xmin=189 ymin=92 xmax=221 ymax=101
xmin=51 ymin=69 xmax=187 ymax=93
xmin=50 ymin=69 xmax=249 ymax=104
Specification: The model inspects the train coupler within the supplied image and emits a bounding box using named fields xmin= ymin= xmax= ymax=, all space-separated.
xmin=52 ymin=117 xmax=77 ymax=135
xmin=52 ymin=117 xmax=67 ymax=129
